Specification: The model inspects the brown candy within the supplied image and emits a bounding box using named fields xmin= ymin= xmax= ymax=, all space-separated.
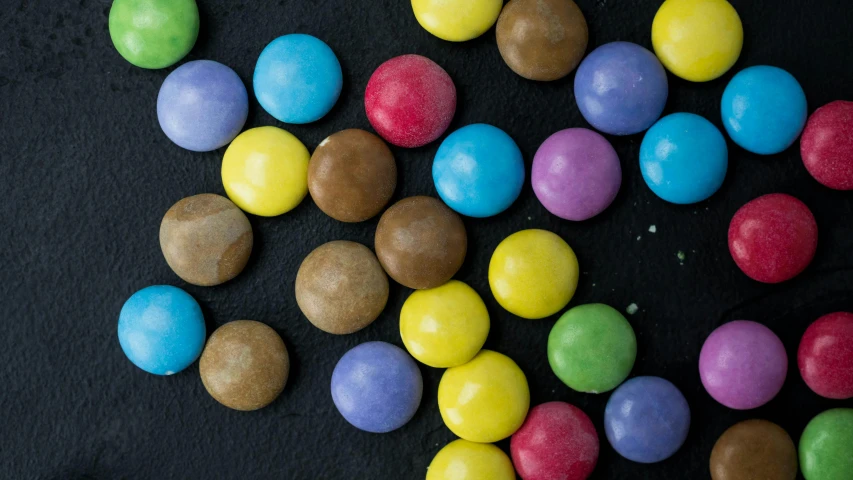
xmin=159 ymin=194 xmax=253 ymax=286
xmin=375 ymin=196 xmax=467 ymax=289
xmin=295 ymin=241 xmax=389 ymax=334
xmin=496 ymin=0 xmax=589 ymax=81
xmin=308 ymin=129 xmax=397 ymax=222
xmin=710 ymin=419 xmax=798 ymax=480
xmin=199 ymin=320 xmax=289 ymax=411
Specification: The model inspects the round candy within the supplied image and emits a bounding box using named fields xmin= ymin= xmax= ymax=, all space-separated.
xmin=432 ymin=124 xmax=525 ymax=218
xmin=604 ymin=376 xmax=690 ymax=463
xmin=722 ymin=66 xmax=808 ymax=155
xmin=801 ymin=100 xmax=853 ymax=190
xmin=365 ymin=55 xmax=456 ymax=148
xmin=295 ymin=241 xmax=389 ymax=335
xmin=489 ymin=229 xmax=579 ymax=319
xmin=222 ymin=127 xmax=310 ymax=217
xmin=699 ymin=321 xmax=787 ymax=410
xmin=532 ymin=128 xmax=621 ymax=221
xmin=331 ymin=341 xmax=423 ymax=433
xmin=308 ymin=129 xmax=397 ymax=222
xmin=411 ymin=0 xmax=502 ymax=42
xmin=157 ymin=60 xmax=248 ymax=152
xmin=798 ymin=312 xmax=853 ymax=399
xmin=375 ymin=196 xmax=467 ymax=290
xmin=159 ymin=194 xmax=253 ymax=287
xmin=108 ymin=0 xmax=198 ymax=69
xmin=651 ymin=0 xmax=743 ymax=82
xmin=400 ymin=280 xmax=490 ymax=368
xmin=728 ymin=193 xmax=817 ymax=283
xmin=548 ymin=304 xmax=636 ymax=394
xmin=640 ymin=113 xmax=728 ymax=204
xmin=710 ymin=419 xmax=797 ymax=480
xmin=199 ymin=320 xmax=289 ymax=411
xmin=574 ymin=42 xmax=668 ymax=136
xmin=253 ymin=34 xmax=343 ymax=124
xmin=799 ymin=408 xmax=853 ymax=480
xmin=496 ymin=0 xmax=588 ymax=81
xmin=426 ymin=440 xmax=515 ymax=480
xmin=510 ymin=402 xmax=599 ymax=480
xmin=117 ymin=285 xmax=205 ymax=375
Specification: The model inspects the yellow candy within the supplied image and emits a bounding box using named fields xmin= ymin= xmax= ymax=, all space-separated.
xmin=411 ymin=0 xmax=502 ymax=42
xmin=426 ymin=439 xmax=515 ymax=480
xmin=438 ymin=350 xmax=529 ymax=443
xmin=652 ymin=0 xmax=743 ymax=82
xmin=400 ymin=280 xmax=490 ymax=368
xmin=221 ymin=127 xmax=309 ymax=217
xmin=488 ymin=229 xmax=579 ymax=319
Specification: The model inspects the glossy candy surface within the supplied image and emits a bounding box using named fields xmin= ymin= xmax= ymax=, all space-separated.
xmin=801 ymin=100 xmax=853 ymax=190
xmin=426 ymin=440 xmax=515 ymax=480
xmin=109 ymin=0 xmax=199 ymax=69
xmin=798 ymin=312 xmax=853 ymax=399
xmin=799 ymin=409 xmax=853 ymax=480
xmin=411 ymin=0 xmax=502 ymax=42
xmin=710 ymin=419 xmax=798 ymax=480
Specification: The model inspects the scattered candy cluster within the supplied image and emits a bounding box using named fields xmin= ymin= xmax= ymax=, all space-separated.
xmin=109 ymin=0 xmax=853 ymax=478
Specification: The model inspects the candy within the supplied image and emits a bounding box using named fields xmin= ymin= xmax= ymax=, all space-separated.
xmin=432 ymin=124 xmax=525 ymax=218
xmin=221 ymin=127 xmax=310 ymax=217
xmin=117 ymin=285 xmax=205 ymax=375
xmin=510 ymin=402 xmax=599 ymax=480
xmin=400 ymin=280 xmax=489 ymax=368
xmin=574 ymin=42 xmax=668 ymax=136
xmin=199 ymin=320 xmax=289 ymax=411
xmin=604 ymin=376 xmax=690 ymax=463
xmin=728 ymin=193 xmax=817 ymax=283
xmin=365 ymin=55 xmax=456 ymax=148
xmin=699 ymin=321 xmax=787 ymax=409
xmin=157 ymin=60 xmax=248 ymax=152
xmin=799 ymin=408 xmax=853 ymax=480
xmin=489 ymin=229 xmax=579 ymax=319
xmin=426 ymin=440 xmax=515 ymax=480
xmin=532 ymin=128 xmax=621 ymax=220
xmin=159 ymin=194 xmax=253 ymax=287
xmin=438 ymin=350 xmax=529 ymax=443
xmin=496 ymin=0 xmax=588 ymax=81
xmin=710 ymin=419 xmax=797 ymax=480
xmin=640 ymin=113 xmax=728 ymax=204
xmin=308 ymin=129 xmax=397 ymax=222
xmin=253 ymin=34 xmax=343 ymax=124
xmin=295 ymin=241 xmax=389 ymax=335
xmin=548 ymin=304 xmax=636 ymax=394
xmin=108 ymin=0 xmax=198 ymax=69
xmin=375 ymin=196 xmax=467 ymax=290
xmin=798 ymin=312 xmax=853 ymax=399
xmin=651 ymin=0 xmax=743 ymax=82
xmin=722 ymin=66 xmax=808 ymax=155
xmin=800 ymin=100 xmax=853 ymax=190
xmin=411 ymin=0 xmax=502 ymax=42
xmin=331 ymin=341 xmax=423 ymax=433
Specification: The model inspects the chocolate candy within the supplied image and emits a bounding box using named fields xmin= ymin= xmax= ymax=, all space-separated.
xmin=710 ymin=419 xmax=797 ymax=480
xmin=798 ymin=312 xmax=853 ymax=399
xmin=799 ymin=408 xmax=853 ymax=480
xmin=108 ymin=0 xmax=199 ymax=69
xmin=801 ymin=100 xmax=853 ymax=190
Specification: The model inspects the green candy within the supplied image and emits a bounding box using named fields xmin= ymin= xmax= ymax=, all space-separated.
xmin=109 ymin=0 xmax=199 ymax=69
xmin=800 ymin=408 xmax=853 ymax=480
xmin=547 ymin=303 xmax=637 ymax=393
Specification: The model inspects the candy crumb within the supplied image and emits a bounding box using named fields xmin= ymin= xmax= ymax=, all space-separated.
xmin=626 ymin=303 xmax=639 ymax=315
xmin=677 ymin=251 xmax=686 ymax=262
xmin=648 ymin=225 xmax=656 ymax=233
xmin=636 ymin=235 xmax=642 ymax=241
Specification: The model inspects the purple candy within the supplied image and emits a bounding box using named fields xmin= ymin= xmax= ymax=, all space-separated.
xmin=157 ymin=60 xmax=248 ymax=152
xmin=699 ymin=320 xmax=788 ymax=410
xmin=532 ymin=128 xmax=621 ymax=221
xmin=574 ymin=42 xmax=668 ymax=136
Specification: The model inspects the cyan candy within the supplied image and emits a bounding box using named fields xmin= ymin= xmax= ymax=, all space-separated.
xmin=117 ymin=285 xmax=206 ymax=375
xmin=432 ymin=124 xmax=525 ymax=217
xmin=253 ymin=34 xmax=343 ymax=124
xmin=640 ymin=113 xmax=728 ymax=204
xmin=157 ymin=60 xmax=248 ymax=152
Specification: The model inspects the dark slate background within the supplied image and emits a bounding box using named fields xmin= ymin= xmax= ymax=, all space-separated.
xmin=2 ymin=0 xmax=852 ymax=478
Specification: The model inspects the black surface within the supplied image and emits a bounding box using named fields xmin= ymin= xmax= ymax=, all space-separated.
xmin=2 ymin=0 xmax=853 ymax=479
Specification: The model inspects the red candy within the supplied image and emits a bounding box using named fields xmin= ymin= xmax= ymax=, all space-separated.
xmin=728 ymin=193 xmax=818 ymax=283
xmin=365 ymin=54 xmax=456 ymax=148
xmin=801 ymin=100 xmax=853 ymax=190
xmin=510 ymin=401 xmax=599 ymax=480
xmin=798 ymin=312 xmax=853 ymax=399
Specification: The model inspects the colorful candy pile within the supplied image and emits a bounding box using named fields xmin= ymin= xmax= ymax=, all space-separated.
xmin=109 ymin=0 xmax=853 ymax=478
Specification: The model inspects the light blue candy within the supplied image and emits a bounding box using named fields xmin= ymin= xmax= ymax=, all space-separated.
xmin=432 ymin=124 xmax=525 ymax=218
xmin=117 ymin=285 xmax=206 ymax=375
xmin=253 ymin=34 xmax=343 ymax=124
xmin=721 ymin=65 xmax=807 ymax=155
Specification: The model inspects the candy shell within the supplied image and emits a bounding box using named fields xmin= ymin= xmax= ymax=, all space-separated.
xmin=426 ymin=440 xmax=515 ymax=480
xmin=799 ymin=408 xmax=853 ymax=480
xmin=411 ymin=0 xmax=502 ymax=42
xmin=800 ymin=100 xmax=853 ymax=190
xmin=798 ymin=312 xmax=853 ymax=399
xmin=109 ymin=0 xmax=198 ymax=69
xmin=710 ymin=419 xmax=797 ymax=480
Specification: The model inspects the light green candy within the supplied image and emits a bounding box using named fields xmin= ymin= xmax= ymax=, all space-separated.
xmin=109 ymin=0 xmax=199 ymax=69
xmin=800 ymin=408 xmax=853 ymax=480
